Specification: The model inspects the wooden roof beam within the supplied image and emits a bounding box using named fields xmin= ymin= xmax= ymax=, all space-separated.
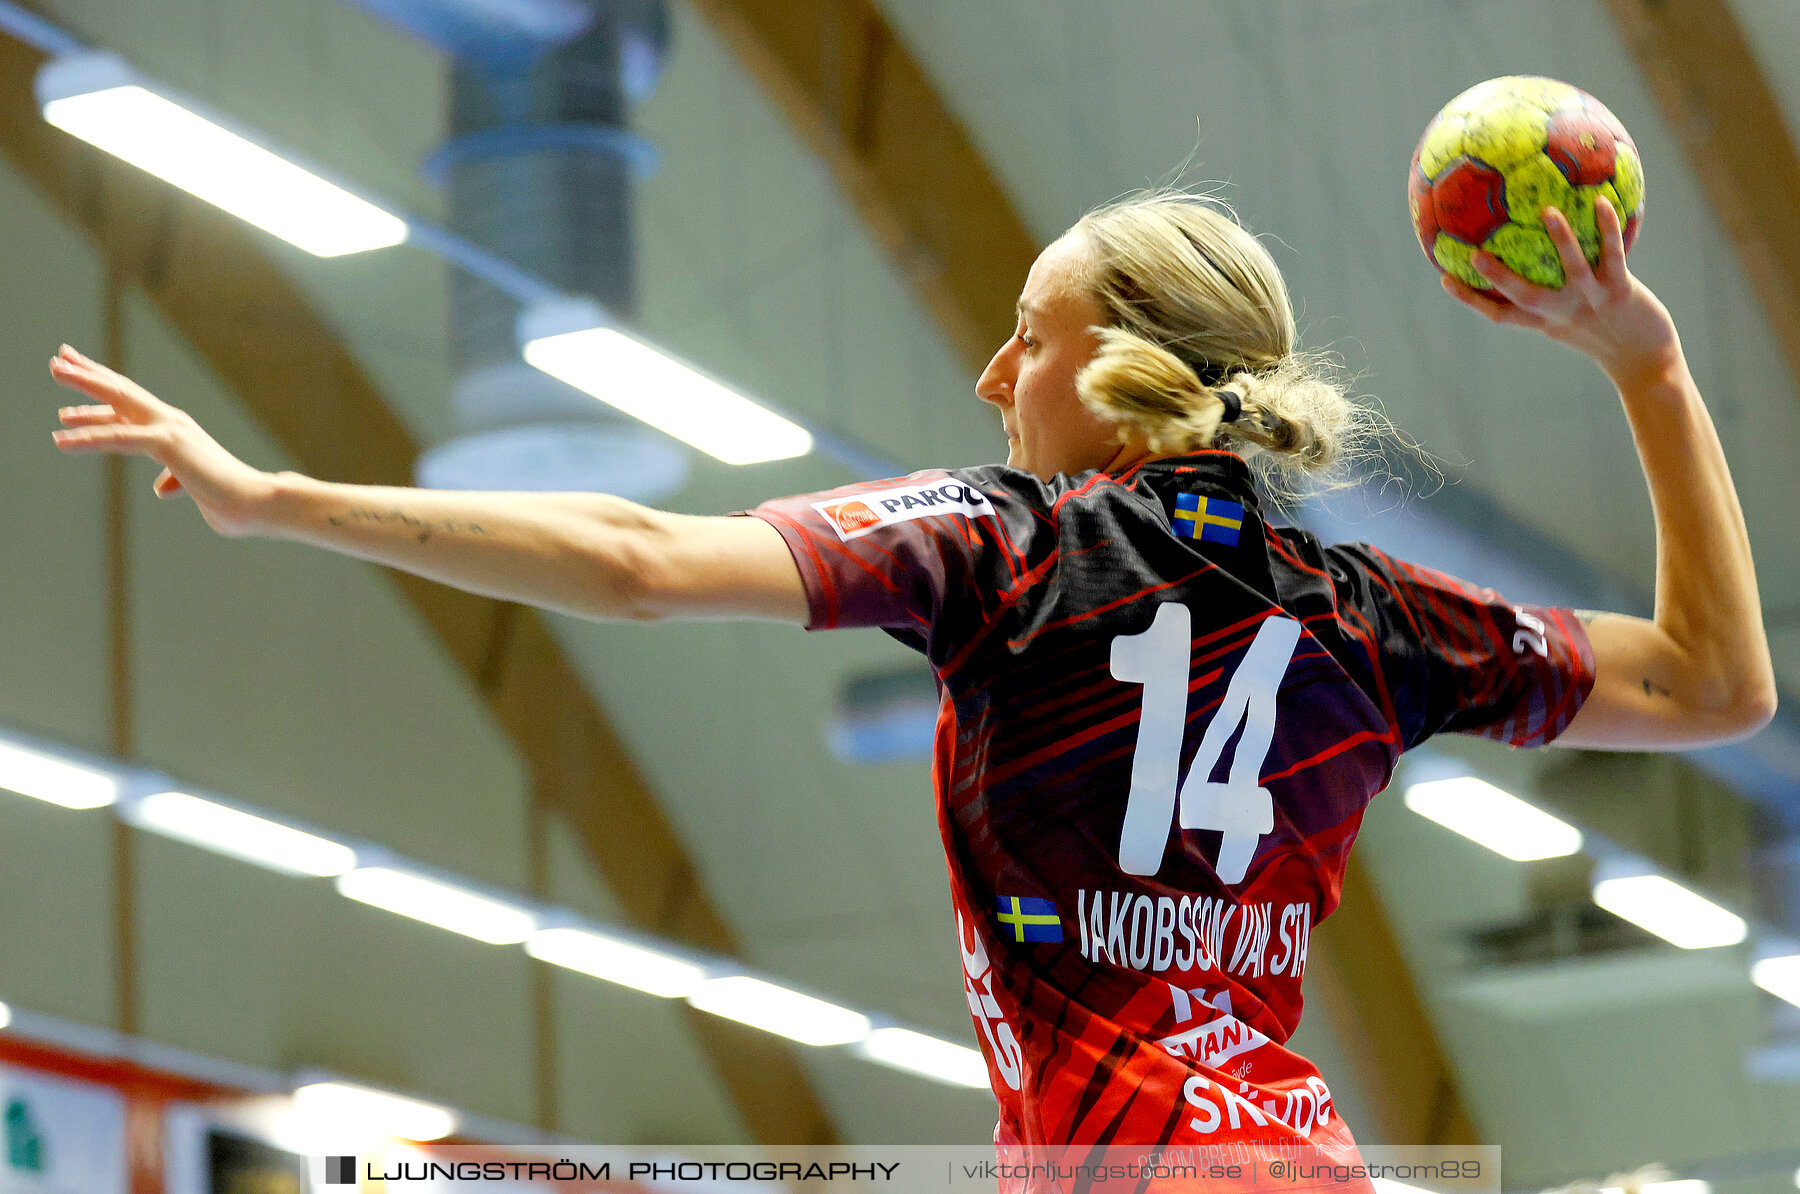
xmin=1602 ymin=0 xmax=1800 ymax=383
xmin=1310 ymin=858 xmax=1479 ymax=1145
xmin=684 ymin=0 xmax=1040 ymax=373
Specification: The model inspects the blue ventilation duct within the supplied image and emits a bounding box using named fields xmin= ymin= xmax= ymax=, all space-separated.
xmin=345 ymin=0 xmax=686 ymax=502
xmin=344 ymin=0 xmax=596 ymax=63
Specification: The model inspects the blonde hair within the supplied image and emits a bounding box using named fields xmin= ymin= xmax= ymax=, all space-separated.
xmin=1072 ymin=188 xmax=1392 ymax=503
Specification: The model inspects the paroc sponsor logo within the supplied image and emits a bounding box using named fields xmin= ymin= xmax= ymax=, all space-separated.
xmin=812 ymin=480 xmax=995 ymax=541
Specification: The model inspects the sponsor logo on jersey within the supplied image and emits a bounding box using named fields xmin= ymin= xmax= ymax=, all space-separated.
xmin=1173 ymin=493 xmax=1244 ymax=546
xmin=959 ymin=910 xmax=1023 ymax=1090
xmin=1157 ymin=1011 xmax=1271 ymax=1069
xmin=994 ymin=894 xmax=1062 ymax=943
xmin=1182 ymin=1073 xmax=1335 ymax=1140
xmin=812 ymin=480 xmax=996 ymax=541
xmin=822 ymin=500 xmax=881 ymax=535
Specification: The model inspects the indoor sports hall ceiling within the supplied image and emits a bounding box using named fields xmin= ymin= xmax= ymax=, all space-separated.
xmin=0 ymin=0 xmax=1798 ymax=1186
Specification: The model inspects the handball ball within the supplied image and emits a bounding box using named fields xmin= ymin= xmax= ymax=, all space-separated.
xmin=1409 ymin=75 xmax=1645 ymax=294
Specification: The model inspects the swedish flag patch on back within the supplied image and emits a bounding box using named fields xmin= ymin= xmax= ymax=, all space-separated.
xmin=1173 ymin=492 xmax=1244 ymax=546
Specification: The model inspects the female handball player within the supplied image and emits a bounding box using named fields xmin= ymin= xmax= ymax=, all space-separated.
xmin=45 ymin=190 xmax=1773 ymax=1171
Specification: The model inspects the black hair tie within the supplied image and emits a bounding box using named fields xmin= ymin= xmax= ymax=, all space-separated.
xmin=1215 ymin=389 xmax=1243 ymax=424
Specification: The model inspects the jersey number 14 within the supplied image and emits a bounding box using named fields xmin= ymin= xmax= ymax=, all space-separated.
xmin=1109 ymin=604 xmax=1302 ymax=882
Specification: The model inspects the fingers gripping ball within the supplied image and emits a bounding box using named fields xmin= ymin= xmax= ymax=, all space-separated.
xmin=1409 ymin=76 xmax=1645 ymax=297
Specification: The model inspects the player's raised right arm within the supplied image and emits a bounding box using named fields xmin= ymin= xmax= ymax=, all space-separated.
xmin=1553 ymin=339 xmax=1775 ymax=747
xmin=1442 ymin=200 xmax=1776 ymax=749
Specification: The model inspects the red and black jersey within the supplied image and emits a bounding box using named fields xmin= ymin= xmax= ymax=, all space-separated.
xmin=748 ymin=450 xmax=1594 ymax=1166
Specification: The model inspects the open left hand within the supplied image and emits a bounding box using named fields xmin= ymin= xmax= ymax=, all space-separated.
xmin=49 ymin=344 xmax=276 ymax=538
xmin=1440 ymin=199 xmax=1681 ymax=385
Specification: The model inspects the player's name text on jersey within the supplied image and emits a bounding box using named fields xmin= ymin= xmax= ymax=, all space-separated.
xmin=1076 ymin=890 xmax=1312 ymax=981
xmin=811 ymin=480 xmax=996 ymax=541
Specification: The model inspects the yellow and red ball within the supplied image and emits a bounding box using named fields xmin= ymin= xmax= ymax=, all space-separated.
xmin=1409 ymin=76 xmax=1645 ymax=293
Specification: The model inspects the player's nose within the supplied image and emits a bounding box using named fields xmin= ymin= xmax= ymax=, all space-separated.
xmin=975 ymin=342 xmax=1014 ymax=407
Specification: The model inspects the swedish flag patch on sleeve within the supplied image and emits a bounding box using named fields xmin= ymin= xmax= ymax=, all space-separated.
xmin=1173 ymin=493 xmax=1244 ymax=546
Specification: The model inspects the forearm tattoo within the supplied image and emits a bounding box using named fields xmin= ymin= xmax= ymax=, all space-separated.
xmin=326 ymin=507 xmax=492 ymax=544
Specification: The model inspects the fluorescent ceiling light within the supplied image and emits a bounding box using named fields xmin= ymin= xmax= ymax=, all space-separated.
xmin=38 ymin=53 xmax=407 ymax=257
xmin=1752 ymin=954 xmax=1800 ymax=1008
xmin=858 ymin=1027 xmax=989 ymax=1088
xmin=336 ymin=867 xmax=535 ymax=945
xmin=522 ymin=326 xmax=813 ymax=465
xmin=1642 ymin=1182 xmax=1710 ymax=1194
xmin=1403 ymin=776 xmax=1582 ymax=861
xmin=0 ymin=740 xmax=119 ymax=809
xmin=1592 ymin=874 xmax=1747 ymax=949
xmin=526 ymin=927 xmax=704 ymax=997
xmin=293 ymin=1081 xmax=456 ymax=1142
xmin=687 ymin=976 xmax=870 ymax=1046
xmin=132 ymin=791 xmax=355 ymax=877
xmin=0 ymin=1002 xmax=10 ymax=1031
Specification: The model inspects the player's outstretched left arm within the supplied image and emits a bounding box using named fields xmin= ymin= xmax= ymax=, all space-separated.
xmin=1442 ymin=200 xmax=1776 ymax=749
xmin=45 ymin=345 xmax=809 ymax=625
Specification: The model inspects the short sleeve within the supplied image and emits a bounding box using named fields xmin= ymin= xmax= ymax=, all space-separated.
xmin=742 ymin=469 xmax=1049 ymax=649
xmin=1324 ymin=542 xmax=1596 ymax=749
